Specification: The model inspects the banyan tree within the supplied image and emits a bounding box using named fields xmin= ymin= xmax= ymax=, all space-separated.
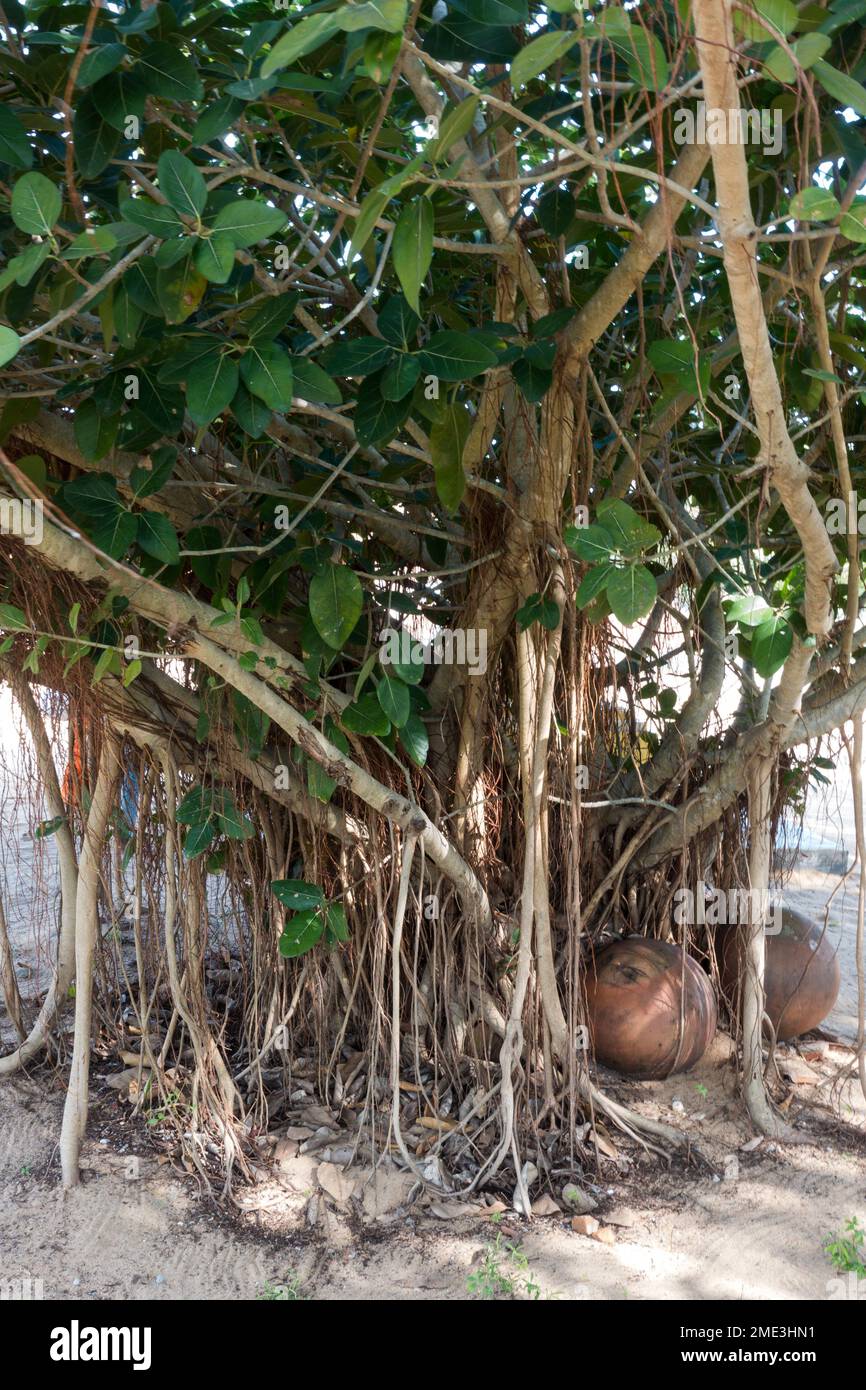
xmin=0 ymin=0 xmax=865 ymax=1200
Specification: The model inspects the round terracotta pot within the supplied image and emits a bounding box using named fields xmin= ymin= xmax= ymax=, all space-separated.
xmin=718 ymin=907 xmax=840 ymax=1041
xmin=584 ymin=937 xmax=717 ymax=1079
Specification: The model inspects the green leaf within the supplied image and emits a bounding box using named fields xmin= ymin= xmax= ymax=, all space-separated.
xmin=735 ymin=0 xmax=798 ymax=40
xmin=136 ymin=42 xmax=204 ymax=103
xmin=0 ymin=603 xmax=28 ymax=631
xmin=0 ymin=326 xmax=22 ymax=368
xmin=158 ymin=150 xmax=207 ymax=220
xmin=566 ymin=523 xmax=616 ymax=562
xmin=211 ymin=198 xmax=287 ymax=247
xmin=613 ymin=30 xmax=670 ymax=91
xmin=187 ymin=351 xmax=240 ymax=424
xmin=92 ymin=506 xmax=137 ymax=560
xmin=576 ymin=562 xmax=615 ymax=610
xmin=240 ymin=343 xmax=293 ymax=410
xmin=278 ymin=907 xmax=326 ymax=957
xmin=74 ymin=399 xmax=118 ymax=462
xmin=353 ymin=375 xmax=412 ymax=445
xmin=325 ymin=901 xmax=350 ymax=943
xmin=430 ymin=402 xmax=471 ymax=512
xmin=516 ymin=593 xmax=560 ymax=631
xmin=261 ymin=14 xmax=341 ymax=79
xmin=136 ymin=512 xmax=180 ymax=566
xmin=725 ymin=594 xmax=773 ymax=626
xmin=73 ymin=97 xmax=121 ymax=179
xmin=347 ymin=187 xmax=389 ymax=261
xmin=324 ymin=337 xmax=395 ymax=377
xmin=813 ymin=59 xmax=866 ymax=117
xmin=62 ymin=229 xmax=117 ymax=261
xmin=77 ymin=43 xmax=126 ymax=89
xmin=11 ymin=172 xmax=62 ymax=236
xmin=381 ymin=353 xmax=421 ymax=401
xmin=193 ymin=96 xmax=246 ymax=145
xmin=0 ymin=243 xmax=49 ymax=292
xmin=232 ymin=384 xmax=272 ymax=436
xmin=428 ymin=97 xmax=480 ymax=161
xmin=417 ymin=331 xmax=498 ymax=382
xmin=176 ymin=788 xmax=215 ymax=825
xmin=376 ymin=672 xmax=410 ymax=727
xmin=194 ymin=232 xmax=237 ymax=284
xmin=341 ymin=692 xmax=392 ymax=736
xmin=400 ymin=712 xmax=429 ymax=767
xmin=597 ymin=499 xmax=661 ymax=555
xmin=337 ymin=0 xmax=407 ymax=32
xmin=606 ymin=564 xmax=657 ymax=625
xmin=0 ymin=108 xmax=33 ymax=170
xmin=309 ymin=564 xmax=364 ymax=650
xmin=393 ymin=198 xmax=434 ymax=313
xmin=272 ymin=879 xmax=325 ymax=910
xmin=378 ymin=295 xmax=421 ymax=351
xmin=751 ymin=615 xmax=794 ymax=677
xmin=788 ymin=186 xmax=841 ymax=221
xmin=510 ymin=31 xmax=576 ymax=90
xmin=291 ymin=357 xmax=342 ymax=406
xmin=215 ymin=793 xmax=255 ymax=840
xmin=840 ymin=203 xmax=866 ymax=243
xmin=184 ymin=819 xmax=215 ymax=859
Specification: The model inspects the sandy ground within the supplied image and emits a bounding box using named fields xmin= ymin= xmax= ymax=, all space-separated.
xmin=1 ymin=1028 xmax=864 ymax=1302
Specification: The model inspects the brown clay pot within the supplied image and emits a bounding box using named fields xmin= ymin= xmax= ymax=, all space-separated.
xmin=718 ymin=907 xmax=840 ymax=1041
xmin=584 ymin=937 xmax=717 ymax=1079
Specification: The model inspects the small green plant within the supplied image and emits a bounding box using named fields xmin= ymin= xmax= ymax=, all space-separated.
xmin=694 ymin=1082 xmax=708 ymax=1098
xmin=258 ymin=1271 xmax=307 ymax=1301
xmin=144 ymin=1087 xmax=185 ymax=1128
xmin=824 ymin=1218 xmax=866 ymax=1278
xmin=466 ymin=1229 xmax=542 ymax=1301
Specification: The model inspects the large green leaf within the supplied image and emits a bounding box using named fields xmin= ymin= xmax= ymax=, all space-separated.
xmin=0 ymin=108 xmax=32 ymax=170
xmin=430 ymin=402 xmax=471 ymax=511
xmin=337 ymin=0 xmax=407 ymax=32
xmin=11 ymin=173 xmax=61 ymax=236
xmin=240 ymin=343 xmax=293 ymax=410
xmin=376 ymin=672 xmax=410 ymax=727
xmin=158 ymin=150 xmax=207 ymax=220
xmin=211 ymin=198 xmax=287 ymax=247
xmin=272 ymin=879 xmax=325 ymax=910
xmin=393 ymin=199 xmax=434 ymax=313
xmin=309 ymin=564 xmax=364 ymax=650
xmin=417 ymin=331 xmax=498 ymax=381
xmin=136 ymin=511 xmax=180 ymax=566
xmin=120 ymin=196 xmax=184 ymax=239
xmin=325 ymin=337 xmax=395 ymax=377
xmin=278 ymin=907 xmax=326 ymax=957
xmin=0 ymin=326 xmax=21 ymax=368
xmin=510 ymin=31 xmax=577 ymax=90
xmin=812 ymin=59 xmax=866 ymax=117
xmin=187 ymin=351 xmax=240 ymax=424
xmin=73 ymin=97 xmax=122 ymax=178
xmin=606 ymin=564 xmax=657 ymax=625
xmin=136 ymin=42 xmax=204 ymax=102
xmin=261 ymin=14 xmax=341 ymax=79
xmin=751 ymin=615 xmax=794 ymax=677
xmin=354 ymin=376 xmax=412 ymax=445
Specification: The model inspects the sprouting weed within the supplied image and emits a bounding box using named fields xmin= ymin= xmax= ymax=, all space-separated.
xmin=824 ymin=1218 xmax=866 ymax=1279
xmin=466 ymin=1227 xmax=546 ymax=1301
